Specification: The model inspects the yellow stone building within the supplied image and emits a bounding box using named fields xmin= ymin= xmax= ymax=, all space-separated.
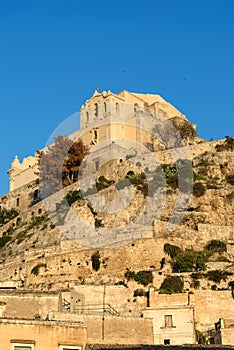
xmin=7 ymin=89 xmax=189 ymax=194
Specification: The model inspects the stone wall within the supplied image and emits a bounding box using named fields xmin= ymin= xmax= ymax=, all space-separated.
xmin=219 ymin=328 xmax=234 ymax=346
xmin=194 ymin=290 xmax=234 ymax=331
xmin=0 ymin=318 xmax=87 ymax=349
xmin=0 ymin=236 xmax=166 ymax=288
xmin=61 ymin=284 xmax=147 ymax=317
xmin=0 ymin=179 xmax=39 ymax=214
xmin=0 ymin=291 xmax=59 ymax=319
xmin=197 ymin=224 xmax=234 ymax=241
xmin=53 ymin=312 xmax=154 ymax=345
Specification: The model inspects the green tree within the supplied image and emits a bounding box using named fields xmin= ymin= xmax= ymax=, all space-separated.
xmin=164 ymin=243 xmax=182 ymax=259
xmin=134 ymin=270 xmax=153 ymax=286
xmin=124 ymin=269 xmax=153 ymax=286
xmin=159 ymin=276 xmax=184 ymax=294
xmin=174 ymin=251 xmax=206 ymax=272
xmin=205 ymin=270 xmax=232 ymax=284
xmin=174 ymin=252 xmax=195 ymax=272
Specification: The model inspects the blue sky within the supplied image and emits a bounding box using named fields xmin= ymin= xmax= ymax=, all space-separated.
xmin=0 ymin=0 xmax=233 ymax=196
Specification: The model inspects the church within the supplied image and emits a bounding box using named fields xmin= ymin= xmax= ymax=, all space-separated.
xmin=7 ymin=89 xmax=190 ymax=194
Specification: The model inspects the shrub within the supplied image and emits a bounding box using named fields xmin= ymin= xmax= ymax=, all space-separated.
xmin=204 ymin=240 xmax=227 ymax=254
xmin=206 ymin=181 xmax=219 ymax=189
xmin=134 ymin=270 xmax=153 ymax=286
xmin=0 ymin=208 xmax=18 ymax=226
xmin=31 ymin=263 xmax=47 ymax=276
xmin=0 ymin=235 xmax=11 ymax=248
xmin=7 ymin=225 xmax=15 ymax=234
xmin=205 ymin=270 xmax=232 ymax=284
xmin=126 ymin=170 xmax=135 ymax=177
xmin=164 ymin=243 xmax=182 ymax=259
xmin=216 ymin=136 xmax=234 ymax=152
xmin=226 ymin=174 xmax=234 ymax=185
xmin=116 ymin=172 xmax=148 ymax=197
xmin=214 ymin=256 xmax=231 ymax=263
xmin=196 ymin=330 xmax=207 ymax=345
xmin=114 ymin=280 xmax=128 ymax=288
xmin=193 ymin=172 xmax=206 ymax=181
xmin=28 ymin=214 xmax=47 ymax=229
xmin=133 ymin=289 xmax=147 ymax=297
xmin=127 ymin=172 xmax=146 ymax=185
xmin=159 ymin=276 xmax=184 ymax=294
xmin=195 ymin=253 xmax=207 ymax=271
xmin=193 ymin=182 xmax=206 ymax=197
xmin=124 ymin=268 xmax=135 ymax=281
xmin=124 ymin=269 xmax=153 ymax=286
xmin=190 ymin=272 xmax=204 ymax=280
xmin=225 ymin=136 xmax=234 ymax=150
xmin=163 ymin=164 xmax=178 ymax=189
xmin=66 ymin=190 xmax=83 ymax=205
xmin=96 ymin=176 xmax=114 ymax=191
xmin=193 ymin=279 xmax=200 ymax=289
xmin=174 ymin=251 xmax=206 ymax=273
xmin=173 ymin=252 xmax=195 ymax=272
xmin=91 ymin=251 xmax=100 ymax=271
xmin=171 ymin=117 xmax=197 ymax=140
xmin=95 ymin=218 xmax=103 ymax=228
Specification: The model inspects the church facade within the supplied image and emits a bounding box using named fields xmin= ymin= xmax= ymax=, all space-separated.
xmin=6 ymin=89 xmax=188 ymax=194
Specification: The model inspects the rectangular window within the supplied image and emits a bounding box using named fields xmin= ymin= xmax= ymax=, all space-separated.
xmin=12 ymin=344 xmax=34 ymax=350
xmin=59 ymin=346 xmax=82 ymax=350
xmin=164 ymin=315 xmax=173 ymax=328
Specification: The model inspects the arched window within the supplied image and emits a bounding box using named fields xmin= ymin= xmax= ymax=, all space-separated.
xmin=104 ymin=102 xmax=107 ymax=113
xmin=86 ymin=112 xmax=89 ymax=123
xmin=16 ymin=197 xmax=20 ymax=207
xmin=95 ymin=103 xmax=98 ymax=117
xmin=116 ymin=102 xmax=119 ymax=113
xmin=134 ymin=103 xmax=139 ymax=112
